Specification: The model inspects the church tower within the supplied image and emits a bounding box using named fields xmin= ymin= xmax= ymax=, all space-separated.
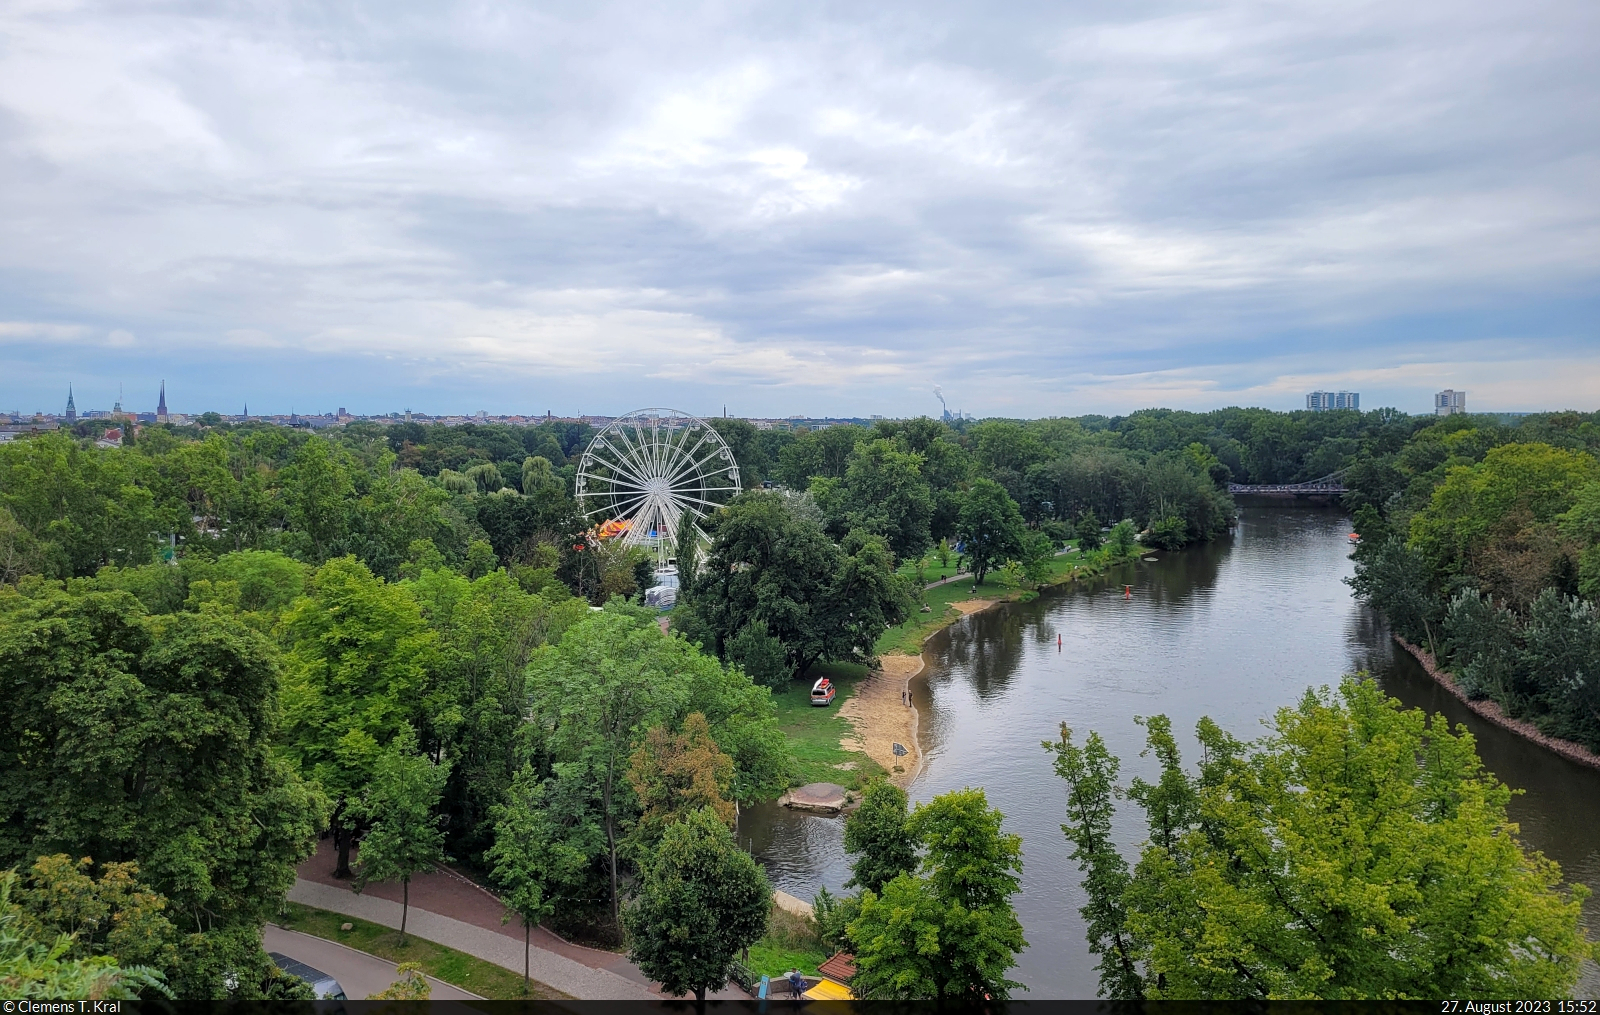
xmin=156 ymin=381 xmax=168 ymax=423
xmin=65 ymin=385 xmax=76 ymax=423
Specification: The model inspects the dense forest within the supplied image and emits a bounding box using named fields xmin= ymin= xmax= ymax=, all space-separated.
xmin=3 ymin=403 xmax=1598 ymax=998
xmin=6 ymin=405 xmax=1455 ymax=588
xmin=1344 ymin=410 xmax=1600 ymax=753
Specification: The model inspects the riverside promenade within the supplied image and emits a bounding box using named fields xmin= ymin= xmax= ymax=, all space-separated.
xmin=291 ymin=839 xmax=746 ymax=1000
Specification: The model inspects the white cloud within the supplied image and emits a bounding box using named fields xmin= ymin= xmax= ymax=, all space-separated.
xmin=0 ymin=0 xmax=1594 ymax=415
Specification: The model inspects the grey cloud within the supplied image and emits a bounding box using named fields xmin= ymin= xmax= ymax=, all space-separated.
xmin=0 ymin=0 xmax=1595 ymax=416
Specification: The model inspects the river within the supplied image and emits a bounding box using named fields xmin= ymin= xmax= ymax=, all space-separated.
xmin=737 ymin=503 xmax=1600 ymax=997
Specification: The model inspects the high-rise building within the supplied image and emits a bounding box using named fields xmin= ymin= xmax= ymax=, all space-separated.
xmin=156 ymin=381 xmax=169 ymax=423
xmin=1306 ymin=391 xmax=1359 ymax=411
xmin=1435 ymin=389 xmax=1467 ymax=416
xmin=65 ymin=385 xmax=76 ymax=423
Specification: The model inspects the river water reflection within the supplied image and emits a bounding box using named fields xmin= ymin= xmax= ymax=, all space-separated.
xmin=737 ymin=504 xmax=1600 ymax=997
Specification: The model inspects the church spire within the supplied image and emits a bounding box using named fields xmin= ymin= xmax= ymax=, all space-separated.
xmin=65 ymin=384 xmax=76 ymax=422
xmin=156 ymin=381 xmax=168 ymax=422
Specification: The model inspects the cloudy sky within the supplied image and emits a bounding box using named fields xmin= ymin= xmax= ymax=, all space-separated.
xmin=1 ymin=0 xmax=1596 ymax=419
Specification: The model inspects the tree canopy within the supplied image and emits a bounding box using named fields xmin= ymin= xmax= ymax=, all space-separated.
xmin=848 ymin=788 xmax=1027 ymax=1002
xmin=677 ymin=492 xmax=914 ymax=675
xmin=624 ymin=806 xmax=771 ymax=1003
xmin=1046 ymin=678 xmax=1596 ymax=1000
xmin=0 ymin=581 xmax=324 ymax=996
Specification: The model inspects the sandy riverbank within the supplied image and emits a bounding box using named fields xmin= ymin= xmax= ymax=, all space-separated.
xmin=838 ymin=599 xmax=1016 ymax=789
xmin=837 ymin=654 xmax=927 ymax=788
xmin=951 ymin=599 xmax=1004 ymax=616
xmin=834 ymin=573 xmax=1100 ymax=792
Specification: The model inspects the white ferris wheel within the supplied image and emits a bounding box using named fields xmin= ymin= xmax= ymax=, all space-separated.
xmin=574 ymin=408 xmax=742 ymax=566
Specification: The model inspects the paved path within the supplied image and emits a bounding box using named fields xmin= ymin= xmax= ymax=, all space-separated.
xmin=263 ymin=924 xmax=482 ymax=1002
xmin=294 ymin=839 xmax=747 ymax=1000
xmin=288 ymin=880 xmax=654 ymax=999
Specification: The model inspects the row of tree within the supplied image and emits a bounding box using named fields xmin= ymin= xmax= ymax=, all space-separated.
xmin=1049 ymin=679 xmax=1595 ymax=999
xmin=9 ymin=403 xmax=1466 ymax=597
xmin=1345 ymin=413 xmax=1600 ymax=753
xmin=770 ymin=417 xmax=1235 ymax=559
xmin=24 ymin=404 xmax=1584 ymax=593
xmin=0 ymin=542 xmax=797 ymax=996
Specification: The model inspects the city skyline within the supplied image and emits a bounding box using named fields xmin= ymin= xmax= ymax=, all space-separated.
xmin=12 ymin=378 xmax=1550 ymax=423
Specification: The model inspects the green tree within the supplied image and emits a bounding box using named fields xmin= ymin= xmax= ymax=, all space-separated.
xmin=1076 ymin=510 xmax=1103 ymax=552
xmin=843 ymin=781 xmax=916 ymax=894
xmin=0 ymin=506 xmax=48 ymax=584
xmin=520 ymin=455 xmax=561 ymax=496
xmin=354 ymin=729 xmax=451 ymax=944
xmin=775 ymin=425 xmax=866 ymax=489
xmin=624 ymin=806 xmax=772 ymax=1004
xmin=971 ymin=421 xmax=1050 ymax=476
xmin=682 ymin=493 xmax=913 ymax=674
xmin=849 ymin=788 xmax=1026 ymax=1002
xmin=724 ymin=619 xmax=791 ymax=689
xmin=208 ymin=549 xmax=307 ymax=616
xmin=1346 ymin=537 xmax=1442 ymax=655
xmin=1046 ymin=679 xmax=1596 ymax=1000
xmin=408 ymin=566 xmax=588 ymax=859
xmin=526 ymin=608 xmax=789 ymax=931
xmin=811 ymin=886 xmax=861 ymax=953
xmin=278 ymin=557 xmax=434 ymax=878
xmin=14 ymin=856 xmax=177 ymax=975
xmin=487 ymin=766 xmax=596 ymax=992
xmin=1043 ymin=725 xmax=1140 ymax=999
xmin=708 ymin=417 xmax=767 ymax=486
xmin=1409 ymin=442 xmax=1597 ymax=596
xmin=281 ymin=437 xmax=353 ymax=561
xmin=0 ymin=433 xmax=157 ymax=576
xmin=0 ymin=584 xmax=324 ymax=996
xmin=1144 ymin=516 xmax=1187 ymax=550
xmin=956 ymin=479 xmax=1025 ymax=586
xmin=464 ymin=538 xmax=498 ymax=579
xmin=370 ymin=961 xmax=431 ymax=999
xmin=1557 ymin=480 xmax=1600 ymax=601
xmin=1107 ymin=519 xmax=1138 ymax=556
xmin=833 ymin=439 xmax=934 ymax=559
xmin=0 ymin=873 xmax=170 ymax=1000
xmin=843 ymin=874 xmax=946 ymax=999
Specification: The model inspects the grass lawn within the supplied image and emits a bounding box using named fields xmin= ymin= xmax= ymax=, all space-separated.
xmin=894 ymin=558 xmax=966 ymax=584
xmin=745 ymin=907 xmax=830 ymax=981
xmin=877 ymin=542 xmax=1137 ymax=657
xmin=746 ymin=938 xmax=829 ymax=980
xmin=875 ymin=576 xmax=992 ymax=656
xmin=274 ymin=901 xmax=573 ymax=1000
xmin=771 ymin=661 xmax=886 ymax=789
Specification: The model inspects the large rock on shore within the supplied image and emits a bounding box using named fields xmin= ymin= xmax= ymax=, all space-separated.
xmin=779 ymin=782 xmax=849 ymax=814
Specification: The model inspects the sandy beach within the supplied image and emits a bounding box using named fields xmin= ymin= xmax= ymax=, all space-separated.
xmin=950 ymin=598 xmax=1003 ymax=616
xmin=836 ymin=598 xmax=1010 ymax=789
xmin=837 ymin=654 xmax=927 ymax=788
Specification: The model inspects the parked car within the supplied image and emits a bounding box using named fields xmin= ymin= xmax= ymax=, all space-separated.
xmin=269 ymin=952 xmax=348 ymax=1000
